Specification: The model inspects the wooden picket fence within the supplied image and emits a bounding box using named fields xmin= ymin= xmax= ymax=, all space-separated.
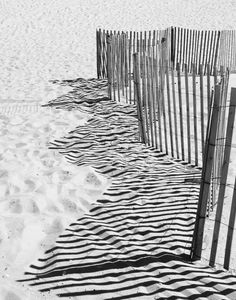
xmin=191 ymin=86 xmax=236 ymax=271
xmin=97 ymin=27 xmax=236 ymax=271
xmin=171 ymin=27 xmax=221 ymax=75
xmin=218 ymin=30 xmax=236 ymax=73
xmin=133 ymin=50 xmax=229 ymax=168
xmin=98 ymin=28 xmax=170 ymax=104
xmin=96 ymin=27 xmax=236 ymax=84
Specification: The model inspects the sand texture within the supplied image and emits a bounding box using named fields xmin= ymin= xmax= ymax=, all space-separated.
xmin=0 ymin=0 xmax=236 ymax=299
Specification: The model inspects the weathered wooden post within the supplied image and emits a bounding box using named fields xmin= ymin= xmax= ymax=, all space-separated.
xmin=106 ymin=33 xmax=112 ymax=99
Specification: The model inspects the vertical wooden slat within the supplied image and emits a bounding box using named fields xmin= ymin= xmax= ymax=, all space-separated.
xmin=106 ymin=34 xmax=112 ymax=99
xmin=150 ymin=54 xmax=158 ymax=149
xmin=166 ymin=61 xmax=174 ymax=157
xmin=187 ymin=29 xmax=193 ymax=72
xmin=206 ymin=63 xmax=211 ymax=117
xmin=112 ymin=33 xmax=117 ymax=102
xmin=154 ymin=45 xmax=160 ymax=150
xmin=120 ymin=32 xmax=124 ymax=97
xmin=179 ymin=28 xmax=183 ymax=69
xmin=133 ymin=53 xmax=146 ymax=143
xmin=208 ymin=31 xmax=215 ymax=74
xmin=183 ymin=28 xmax=187 ymax=70
xmin=192 ymin=63 xmax=198 ymax=166
xmin=160 ymin=56 xmax=168 ymax=154
xmin=177 ymin=62 xmax=185 ymax=161
xmin=124 ymin=32 xmax=128 ymax=103
xmin=195 ymin=30 xmax=200 ymax=73
xmin=146 ymin=55 xmax=154 ymax=147
xmin=190 ymin=30 xmax=196 ymax=72
xmin=210 ymin=31 xmax=217 ymax=75
xmin=156 ymin=45 xmax=163 ymax=152
xmin=143 ymin=50 xmax=150 ymax=145
xmin=198 ymin=30 xmax=204 ymax=71
xmin=210 ymin=87 xmax=236 ymax=267
xmin=96 ymin=29 xmax=100 ymax=78
xmin=184 ymin=63 xmax=191 ymax=164
xmin=191 ymin=85 xmax=221 ymax=260
xmin=202 ymin=30 xmax=207 ymax=74
xmin=102 ymin=29 xmax=106 ymax=78
xmin=213 ymin=31 xmax=221 ymax=70
xmin=173 ymin=27 xmax=177 ymax=69
xmin=171 ymin=62 xmax=179 ymax=159
xmin=224 ymin=177 xmax=236 ymax=270
xmin=128 ymin=32 xmax=132 ymax=103
xmin=116 ymin=33 xmax=121 ymax=102
xmin=176 ymin=27 xmax=180 ymax=66
xmin=199 ymin=64 xmax=205 ymax=161
xmin=133 ymin=31 xmax=136 ymax=103
xmin=171 ymin=26 xmax=175 ymax=67
xmin=185 ymin=28 xmax=189 ymax=70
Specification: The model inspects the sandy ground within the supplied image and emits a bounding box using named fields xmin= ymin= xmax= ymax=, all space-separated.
xmin=0 ymin=0 xmax=236 ymax=299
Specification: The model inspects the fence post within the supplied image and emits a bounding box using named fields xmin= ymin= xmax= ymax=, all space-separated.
xmin=191 ymin=84 xmax=221 ymax=261
xmin=106 ymin=34 xmax=112 ymax=99
xmin=209 ymin=87 xmax=236 ymax=267
xmin=133 ymin=53 xmax=146 ymax=143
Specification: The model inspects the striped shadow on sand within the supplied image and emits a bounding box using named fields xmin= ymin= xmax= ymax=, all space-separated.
xmin=18 ymin=78 xmax=236 ymax=300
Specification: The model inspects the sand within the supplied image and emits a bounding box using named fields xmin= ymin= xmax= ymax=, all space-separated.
xmin=0 ymin=0 xmax=236 ymax=298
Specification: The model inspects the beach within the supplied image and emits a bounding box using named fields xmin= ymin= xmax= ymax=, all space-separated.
xmin=0 ymin=0 xmax=236 ymax=299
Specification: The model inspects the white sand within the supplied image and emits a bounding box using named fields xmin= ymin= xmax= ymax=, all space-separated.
xmin=0 ymin=0 xmax=236 ymax=298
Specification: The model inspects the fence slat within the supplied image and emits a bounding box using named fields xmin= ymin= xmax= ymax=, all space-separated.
xmin=146 ymin=55 xmax=154 ymax=147
xmin=133 ymin=53 xmax=146 ymax=143
xmin=207 ymin=64 xmax=211 ymax=116
xmin=202 ymin=30 xmax=208 ymax=74
xmin=177 ymin=62 xmax=185 ymax=161
xmin=209 ymin=87 xmax=236 ymax=267
xmin=192 ymin=63 xmax=198 ymax=166
xmin=199 ymin=64 xmax=205 ymax=160
xmin=128 ymin=32 xmax=132 ymax=103
xmin=156 ymin=47 xmax=163 ymax=152
xmin=107 ymin=34 xmax=112 ymax=99
xmin=96 ymin=29 xmax=100 ymax=78
xmin=184 ymin=63 xmax=191 ymax=164
xmin=191 ymin=84 xmax=221 ymax=260
xmin=224 ymin=177 xmax=236 ymax=270
xmin=171 ymin=62 xmax=179 ymax=159
xmin=124 ymin=32 xmax=128 ymax=103
xmin=150 ymin=54 xmax=158 ymax=149
xmin=166 ymin=61 xmax=174 ymax=157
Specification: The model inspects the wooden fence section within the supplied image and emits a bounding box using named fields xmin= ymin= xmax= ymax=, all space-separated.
xmin=171 ymin=27 xmax=221 ymax=75
xmin=106 ymin=29 xmax=170 ymax=104
xmin=97 ymin=27 xmax=232 ymax=84
xmin=218 ymin=30 xmax=236 ymax=73
xmin=133 ymin=52 xmax=228 ymax=169
xmin=191 ymin=87 xmax=236 ymax=270
xmin=97 ymin=29 xmax=109 ymax=79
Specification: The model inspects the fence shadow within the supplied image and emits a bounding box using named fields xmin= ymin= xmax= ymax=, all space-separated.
xmin=17 ymin=78 xmax=236 ymax=299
